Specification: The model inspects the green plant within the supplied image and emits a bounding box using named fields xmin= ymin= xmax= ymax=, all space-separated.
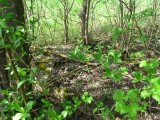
xmin=92 ymin=102 xmax=115 ymax=120
xmin=69 ymin=40 xmax=91 ymax=62
xmin=0 ymin=96 xmax=35 ymax=120
xmin=113 ymin=89 xmax=147 ymax=119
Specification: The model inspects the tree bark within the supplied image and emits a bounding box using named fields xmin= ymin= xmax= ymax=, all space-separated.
xmin=0 ymin=0 xmax=30 ymax=91
xmin=60 ymin=0 xmax=74 ymax=44
xmin=80 ymin=0 xmax=91 ymax=45
xmin=0 ymin=49 xmax=9 ymax=90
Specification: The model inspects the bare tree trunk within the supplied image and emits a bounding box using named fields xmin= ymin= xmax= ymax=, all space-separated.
xmin=152 ymin=0 xmax=158 ymax=23
xmin=129 ymin=0 xmax=135 ymax=22
xmin=64 ymin=1 xmax=69 ymax=44
xmin=80 ymin=0 xmax=91 ymax=45
xmin=86 ymin=0 xmax=91 ymax=44
xmin=119 ymin=0 xmax=124 ymax=27
xmin=60 ymin=0 xmax=74 ymax=44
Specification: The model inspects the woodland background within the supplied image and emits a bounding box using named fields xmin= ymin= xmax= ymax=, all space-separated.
xmin=0 ymin=0 xmax=160 ymax=120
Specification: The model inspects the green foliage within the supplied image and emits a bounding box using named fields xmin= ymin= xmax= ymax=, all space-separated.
xmin=130 ymin=52 xmax=145 ymax=61
xmin=81 ymin=92 xmax=93 ymax=104
xmin=0 ymin=98 xmax=35 ymax=120
xmin=113 ymin=89 xmax=147 ymax=119
xmin=93 ymin=102 xmax=115 ymax=119
xmin=69 ymin=40 xmax=91 ymax=62
xmin=141 ymin=8 xmax=154 ymax=17
xmin=1 ymin=1 xmax=160 ymax=120
xmin=111 ymin=27 xmax=123 ymax=40
xmin=108 ymin=50 xmax=122 ymax=64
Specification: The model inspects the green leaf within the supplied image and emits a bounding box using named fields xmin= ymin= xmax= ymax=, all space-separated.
xmin=61 ymin=111 xmax=68 ymax=118
xmin=150 ymin=77 xmax=160 ymax=88
xmin=108 ymin=50 xmax=115 ymax=57
xmin=135 ymin=52 xmax=144 ymax=58
xmin=25 ymin=101 xmax=35 ymax=112
xmin=0 ymin=13 xmax=15 ymax=20
xmin=0 ymin=0 xmax=9 ymax=4
xmin=113 ymin=72 xmax=122 ymax=82
xmin=101 ymin=107 xmax=110 ymax=119
xmin=149 ymin=59 xmax=159 ymax=68
xmin=115 ymin=101 xmax=128 ymax=114
xmin=0 ymin=37 xmax=4 ymax=47
xmin=128 ymin=103 xmax=139 ymax=117
xmin=72 ymin=96 xmax=82 ymax=107
xmin=139 ymin=35 xmax=147 ymax=42
xmin=139 ymin=60 xmax=147 ymax=67
xmin=17 ymin=80 xmax=26 ymax=89
xmin=12 ymin=113 xmax=23 ymax=120
xmin=92 ymin=108 xmax=98 ymax=113
xmin=119 ymin=67 xmax=128 ymax=75
xmin=140 ymin=102 xmax=148 ymax=112
xmin=126 ymin=89 xmax=139 ymax=102
xmin=17 ymin=67 xmax=26 ymax=77
xmin=12 ymin=101 xmax=23 ymax=112
xmin=132 ymin=71 xmax=144 ymax=83
xmin=141 ymin=8 xmax=154 ymax=16
xmin=81 ymin=92 xmax=93 ymax=104
xmin=113 ymin=90 xmax=125 ymax=101
xmin=0 ymin=19 xmax=7 ymax=28
xmin=141 ymin=90 xmax=151 ymax=99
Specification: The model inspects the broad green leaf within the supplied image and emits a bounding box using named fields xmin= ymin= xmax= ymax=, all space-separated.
xmin=108 ymin=50 xmax=115 ymax=57
xmin=149 ymin=59 xmax=159 ymax=68
xmin=141 ymin=90 xmax=151 ymax=99
xmin=17 ymin=67 xmax=26 ymax=77
xmin=135 ymin=52 xmax=144 ymax=58
xmin=126 ymin=89 xmax=139 ymax=102
xmin=0 ymin=19 xmax=7 ymax=28
xmin=81 ymin=92 xmax=93 ymax=104
xmin=12 ymin=113 xmax=23 ymax=120
xmin=113 ymin=90 xmax=125 ymax=101
xmin=113 ymin=72 xmax=122 ymax=82
xmin=92 ymin=108 xmax=98 ymax=113
xmin=115 ymin=101 xmax=128 ymax=114
xmin=72 ymin=96 xmax=82 ymax=107
xmin=12 ymin=101 xmax=23 ymax=112
xmin=0 ymin=13 xmax=15 ymax=20
xmin=139 ymin=60 xmax=147 ymax=67
xmin=128 ymin=103 xmax=139 ymax=117
xmin=25 ymin=101 xmax=35 ymax=112
xmin=119 ymin=67 xmax=128 ymax=75
xmin=150 ymin=77 xmax=160 ymax=88
xmin=140 ymin=102 xmax=148 ymax=112
xmin=101 ymin=107 xmax=110 ymax=119
xmin=132 ymin=71 xmax=144 ymax=83
xmin=61 ymin=111 xmax=68 ymax=118
xmin=139 ymin=35 xmax=147 ymax=42
xmin=17 ymin=80 xmax=26 ymax=89
xmin=0 ymin=37 xmax=4 ymax=47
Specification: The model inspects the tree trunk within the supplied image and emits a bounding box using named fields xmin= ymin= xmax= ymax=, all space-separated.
xmin=64 ymin=1 xmax=69 ymax=44
xmin=119 ymin=0 xmax=124 ymax=27
xmin=0 ymin=49 xmax=9 ymax=90
xmin=0 ymin=0 xmax=30 ymax=91
xmin=80 ymin=0 xmax=91 ymax=45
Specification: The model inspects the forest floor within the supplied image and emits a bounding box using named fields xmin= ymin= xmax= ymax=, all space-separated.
xmin=32 ymin=43 xmax=160 ymax=120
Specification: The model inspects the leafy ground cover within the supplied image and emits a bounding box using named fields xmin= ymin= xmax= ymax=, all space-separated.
xmin=31 ymin=41 xmax=160 ymax=120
